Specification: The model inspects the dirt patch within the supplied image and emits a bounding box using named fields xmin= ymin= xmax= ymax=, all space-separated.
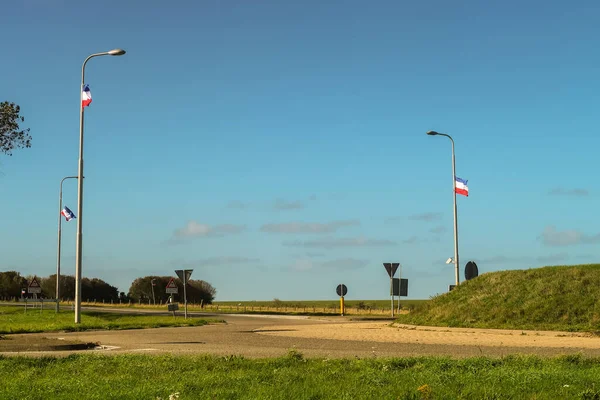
xmin=0 ymin=336 xmax=98 ymax=352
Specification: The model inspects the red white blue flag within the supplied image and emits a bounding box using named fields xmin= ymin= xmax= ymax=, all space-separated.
xmin=61 ymin=206 xmax=76 ymax=222
xmin=455 ymin=177 xmax=469 ymax=197
xmin=82 ymin=84 xmax=92 ymax=108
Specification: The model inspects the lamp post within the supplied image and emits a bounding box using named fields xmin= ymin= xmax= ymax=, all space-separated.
xmin=56 ymin=175 xmax=79 ymax=312
xmin=426 ymin=130 xmax=460 ymax=286
xmin=75 ymin=48 xmax=126 ymax=324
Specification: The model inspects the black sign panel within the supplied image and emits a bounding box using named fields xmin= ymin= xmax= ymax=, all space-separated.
xmin=336 ymin=284 xmax=348 ymax=297
xmin=383 ymin=262 xmax=400 ymax=278
xmin=465 ymin=261 xmax=479 ymax=281
xmin=392 ymin=278 xmax=408 ymax=296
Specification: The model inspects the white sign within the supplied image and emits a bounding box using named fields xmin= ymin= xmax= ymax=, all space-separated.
xmin=28 ymin=277 xmax=42 ymax=294
xmin=165 ymin=278 xmax=178 ymax=294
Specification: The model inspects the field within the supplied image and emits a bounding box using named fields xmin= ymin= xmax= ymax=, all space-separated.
xmin=4 ymin=264 xmax=600 ymax=399
xmin=62 ymin=299 xmax=427 ymax=316
xmin=0 ymin=306 xmax=221 ymax=334
xmin=1 ymin=352 xmax=600 ymax=399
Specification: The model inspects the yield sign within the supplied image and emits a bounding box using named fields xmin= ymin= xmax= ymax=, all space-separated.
xmin=383 ymin=263 xmax=400 ymax=278
xmin=175 ymin=269 xmax=193 ymax=284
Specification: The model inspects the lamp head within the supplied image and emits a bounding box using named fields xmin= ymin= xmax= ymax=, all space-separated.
xmin=426 ymin=131 xmax=440 ymax=136
xmin=445 ymin=257 xmax=453 ymax=264
xmin=108 ymin=48 xmax=126 ymax=56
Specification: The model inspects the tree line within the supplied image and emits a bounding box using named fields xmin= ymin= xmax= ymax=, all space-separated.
xmin=0 ymin=271 xmax=216 ymax=305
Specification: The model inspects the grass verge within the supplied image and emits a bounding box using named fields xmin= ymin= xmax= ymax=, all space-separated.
xmin=1 ymin=352 xmax=599 ymax=399
xmin=0 ymin=307 xmax=223 ymax=334
xmin=396 ymin=264 xmax=600 ymax=332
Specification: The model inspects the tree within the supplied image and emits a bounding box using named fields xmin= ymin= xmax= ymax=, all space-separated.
xmin=0 ymin=102 xmax=32 ymax=156
xmin=128 ymin=276 xmax=216 ymax=304
xmin=0 ymin=271 xmax=27 ymax=299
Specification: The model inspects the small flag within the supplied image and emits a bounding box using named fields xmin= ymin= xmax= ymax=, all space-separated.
xmin=455 ymin=177 xmax=469 ymax=197
xmin=82 ymin=84 xmax=92 ymax=108
xmin=61 ymin=206 xmax=77 ymax=221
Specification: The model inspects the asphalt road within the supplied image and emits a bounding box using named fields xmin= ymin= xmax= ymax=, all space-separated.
xmin=3 ymin=311 xmax=600 ymax=359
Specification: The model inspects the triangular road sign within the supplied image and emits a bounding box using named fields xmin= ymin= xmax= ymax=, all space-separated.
xmin=165 ymin=277 xmax=178 ymax=294
xmin=29 ymin=277 xmax=40 ymax=288
xmin=28 ymin=277 xmax=42 ymax=293
xmin=166 ymin=278 xmax=177 ymax=289
xmin=383 ymin=263 xmax=400 ymax=278
xmin=175 ymin=269 xmax=193 ymax=283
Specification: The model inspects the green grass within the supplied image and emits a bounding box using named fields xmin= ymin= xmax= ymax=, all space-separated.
xmin=396 ymin=264 xmax=600 ymax=332
xmin=1 ymin=352 xmax=600 ymax=399
xmin=0 ymin=306 xmax=222 ymax=334
xmin=73 ymin=299 xmax=428 ymax=317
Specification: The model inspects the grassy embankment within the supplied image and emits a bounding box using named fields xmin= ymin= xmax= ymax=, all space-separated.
xmin=0 ymin=306 xmax=222 ymax=334
xmin=396 ymin=264 xmax=600 ymax=332
xmin=1 ymin=352 xmax=599 ymax=399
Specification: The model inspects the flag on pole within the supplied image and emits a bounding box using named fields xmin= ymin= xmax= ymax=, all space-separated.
xmin=61 ymin=206 xmax=77 ymax=221
xmin=82 ymin=84 xmax=92 ymax=108
xmin=455 ymin=177 xmax=469 ymax=197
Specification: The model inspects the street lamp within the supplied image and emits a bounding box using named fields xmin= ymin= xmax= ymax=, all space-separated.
xmin=56 ymin=175 xmax=80 ymax=312
xmin=426 ymin=130 xmax=460 ymax=286
xmin=75 ymin=48 xmax=126 ymax=324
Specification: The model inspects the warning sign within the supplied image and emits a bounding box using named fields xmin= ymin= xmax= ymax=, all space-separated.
xmin=28 ymin=277 xmax=42 ymax=294
xmin=165 ymin=278 xmax=178 ymax=294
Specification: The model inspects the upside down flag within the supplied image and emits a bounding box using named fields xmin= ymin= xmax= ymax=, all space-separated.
xmin=61 ymin=206 xmax=76 ymax=221
xmin=82 ymin=84 xmax=92 ymax=108
xmin=455 ymin=177 xmax=469 ymax=197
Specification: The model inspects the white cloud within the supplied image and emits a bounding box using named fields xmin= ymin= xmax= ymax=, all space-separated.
xmin=227 ymin=200 xmax=249 ymax=209
xmin=290 ymin=257 xmax=369 ymax=272
xmin=539 ymin=226 xmax=600 ymax=247
xmin=429 ymin=225 xmax=447 ymax=234
xmin=548 ymin=188 xmax=589 ymax=196
xmin=260 ymin=220 xmax=360 ymax=234
xmin=273 ymin=199 xmax=304 ymax=210
xmin=171 ymin=221 xmax=246 ymax=241
xmin=283 ymin=236 xmax=396 ymax=249
xmin=409 ymin=212 xmax=443 ymax=221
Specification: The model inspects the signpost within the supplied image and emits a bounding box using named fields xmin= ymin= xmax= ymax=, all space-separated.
xmin=336 ymin=284 xmax=347 ymax=316
xmin=383 ymin=263 xmax=399 ymax=317
xmin=28 ymin=277 xmax=42 ymax=294
xmin=165 ymin=278 xmax=178 ymax=294
xmin=174 ymin=269 xmax=193 ymax=319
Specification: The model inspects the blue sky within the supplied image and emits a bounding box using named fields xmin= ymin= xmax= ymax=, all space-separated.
xmin=1 ymin=0 xmax=599 ymax=300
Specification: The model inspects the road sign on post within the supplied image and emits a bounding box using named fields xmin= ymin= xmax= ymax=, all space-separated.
xmin=174 ymin=269 xmax=193 ymax=319
xmin=383 ymin=263 xmax=400 ymax=317
xmin=336 ymin=284 xmax=347 ymax=316
xmin=165 ymin=278 xmax=178 ymax=294
xmin=28 ymin=277 xmax=42 ymax=294
xmin=392 ymin=278 xmax=408 ymax=297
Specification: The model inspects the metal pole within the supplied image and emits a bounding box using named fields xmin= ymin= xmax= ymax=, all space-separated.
xmin=397 ymin=265 xmax=401 ymax=312
xmin=56 ymin=176 xmax=77 ymax=313
xmin=183 ymin=273 xmax=188 ymax=319
xmin=450 ymin=137 xmax=460 ymax=286
xmin=390 ymin=277 xmax=394 ymax=317
xmin=74 ymin=52 xmax=113 ymax=324
xmin=428 ymin=131 xmax=460 ymax=287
